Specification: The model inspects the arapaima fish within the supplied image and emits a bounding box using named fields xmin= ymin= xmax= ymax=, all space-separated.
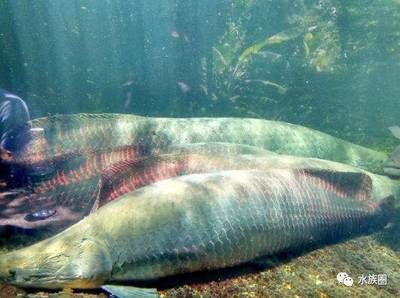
xmin=1 ymin=144 xmax=399 ymax=233
xmin=1 ymin=113 xmax=393 ymax=176
xmin=0 ymin=169 xmax=394 ymax=297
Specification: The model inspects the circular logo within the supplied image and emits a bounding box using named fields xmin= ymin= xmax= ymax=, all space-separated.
xmin=343 ymin=276 xmax=354 ymax=287
xmin=337 ymin=272 xmax=348 ymax=283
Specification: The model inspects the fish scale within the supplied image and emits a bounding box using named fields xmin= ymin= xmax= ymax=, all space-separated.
xmin=20 ymin=113 xmax=388 ymax=173
xmin=101 ymin=169 xmax=383 ymax=281
xmin=0 ymin=166 xmax=396 ymax=290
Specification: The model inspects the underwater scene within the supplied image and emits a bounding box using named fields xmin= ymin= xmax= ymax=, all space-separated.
xmin=0 ymin=1 xmax=399 ymax=297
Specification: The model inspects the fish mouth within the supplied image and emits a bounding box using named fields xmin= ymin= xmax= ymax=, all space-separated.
xmin=1 ymin=269 xmax=71 ymax=289
xmin=0 ymin=235 xmax=112 ymax=289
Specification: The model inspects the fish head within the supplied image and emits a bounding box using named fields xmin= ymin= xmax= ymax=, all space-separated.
xmin=0 ymin=190 xmax=89 ymax=236
xmin=384 ymin=145 xmax=400 ymax=178
xmin=0 ymin=128 xmax=55 ymax=187
xmin=0 ymin=231 xmax=112 ymax=289
xmin=12 ymin=127 xmax=52 ymax=165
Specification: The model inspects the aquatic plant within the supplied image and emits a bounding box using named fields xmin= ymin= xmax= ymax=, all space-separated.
xmin=202 ymin=6 xmax=300 ymax=118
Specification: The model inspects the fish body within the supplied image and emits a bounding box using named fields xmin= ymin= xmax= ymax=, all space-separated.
xmin=98 ymin=149 xmax=400 ymax=208
xmin=0 ymin=169 xmax=392 ymax=289
xmin=1 ymin=144 xmax=399 ymax=233
xmin=17 ymin=113 xmax=388 ymax=174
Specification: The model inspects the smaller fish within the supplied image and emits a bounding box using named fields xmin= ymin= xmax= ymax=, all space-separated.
xmin=170 ymin=30 xmax=180 ymax=38
xmin=122 ymin=80 xmax=135 ymax=87
xmin=177 ymin=81 xmax=191 ymax=94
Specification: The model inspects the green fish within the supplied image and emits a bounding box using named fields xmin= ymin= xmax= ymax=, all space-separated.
xmin=0 ymin=168 xmax=395 ymax=297
xmin=2 ymin=113 xmax=391 ymax=176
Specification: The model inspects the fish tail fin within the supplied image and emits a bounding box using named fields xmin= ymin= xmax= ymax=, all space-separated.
xmin=384 ymin=127 xmax=400 ymax=178
xmin=377 ymin=195 xmax=398 ymax=224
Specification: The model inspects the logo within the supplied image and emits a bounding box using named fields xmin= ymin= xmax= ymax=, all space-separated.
xmin=337 ymin=272 xmax=354 ymax=287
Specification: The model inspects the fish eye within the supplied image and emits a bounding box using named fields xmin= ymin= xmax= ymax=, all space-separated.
xmin=24 ymin=209 xmax=56 ymax=222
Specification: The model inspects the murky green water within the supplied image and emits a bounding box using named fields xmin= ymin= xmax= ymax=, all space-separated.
xmin=0 ymin=1 xmax=399 ymax=297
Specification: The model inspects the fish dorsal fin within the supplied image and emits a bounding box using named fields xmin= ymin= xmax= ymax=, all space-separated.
xmin=299 ymin=169 xmax=373 ymax=201
xmin=389 ymin=126 xmax=400 ymax=139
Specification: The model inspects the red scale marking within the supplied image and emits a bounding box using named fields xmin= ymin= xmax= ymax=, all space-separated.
xmin=156 ymin=163 xmax=166 ymax=180
xmin=138 ymin=175 xmax=144 ymax=186
xmin=174 ymin=160 xmax=181 ymax=175
xmin=101 ymin=152 xmax=106 ymax=165
xmin=92 ymin=155 xmax=100 ymax=173
xmin=303 ymin=172 xmax=367 ymax=201
xmin=72 ymin=169 xmax=82 ymax=181
xmin=121 ymin=181 xmax=131 ymax=196
xmin=85 ymin=160 xmax=93 ymax=177
xmin=55 ymin=175 xmax=64 ymax=188
xmin=45 ymin=180 xmax=53 ymax=189
xmin=59 ymin=171 xmax=69 ymax=186
xmin=167 ymin=163 xmax=176 ymax=178
xmin=110 ymin=190 xmax=119 ymax=201
xmin=128 ymin=175 xmax=137 ymax=191
xmin=143 ymin=168 xmax=150 ymax=182
xmin=49 ymin=180 xmax=56 ymax=191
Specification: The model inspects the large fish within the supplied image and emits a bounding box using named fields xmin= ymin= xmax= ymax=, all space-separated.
xmin=0 ymin=169 xmax=394 ymax=297
xmin=1 ymin=143 xmax=399 ymax=233
xmin=1 ymin=113 xmax=393 ymax=176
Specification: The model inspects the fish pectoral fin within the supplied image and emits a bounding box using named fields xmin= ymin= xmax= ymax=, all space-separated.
xmin=298 ymin=169 xmax=373 ymax=199
xmin=102 ymin=284 xmax=159 ymax=298
xmin=89 ymin=180 xmax=103 ymax=214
